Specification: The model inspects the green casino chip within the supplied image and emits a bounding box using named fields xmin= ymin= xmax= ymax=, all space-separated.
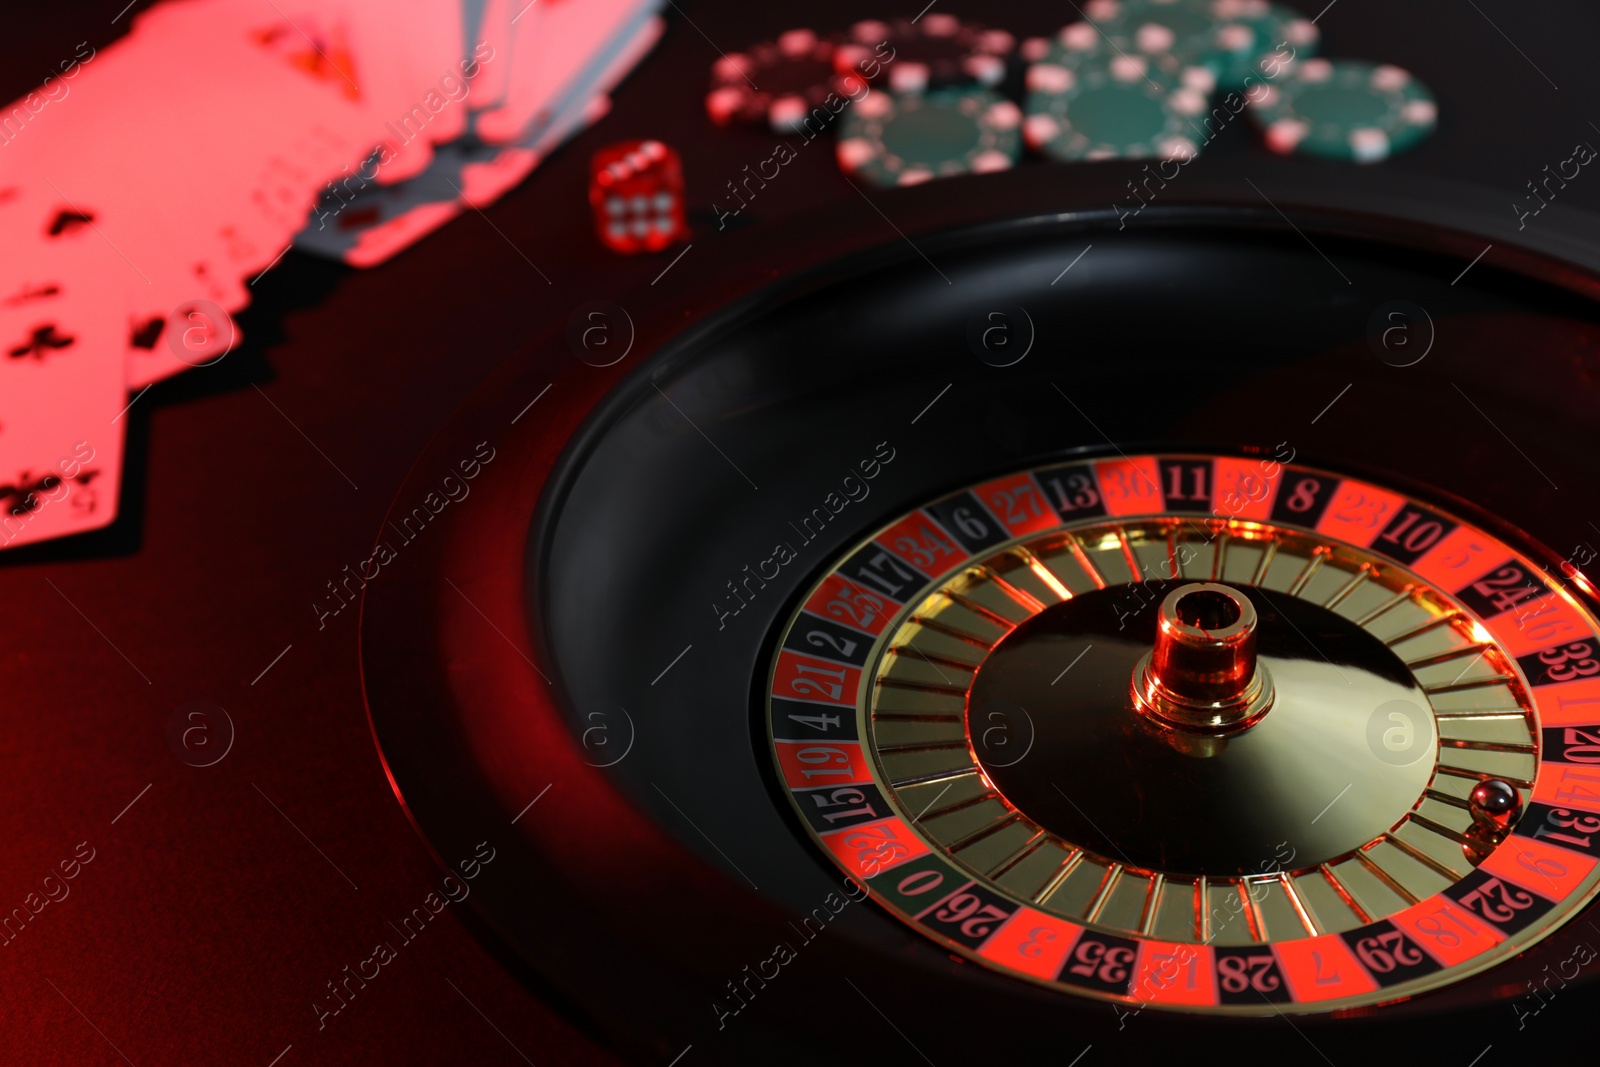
xmin=1078 ymin=0 xmax=1257 ymax=86
xmin=1068 ymin=0 xmax=1320 ymax=91
xmin=1021 ymin=12 xmax=1219 ymax=89
xmin=1239 ymin=1 xmax=1321 ymax=87
xmin=1023 ymin=50 xmax=1208 ymax=162
xmin=1248 ymin=58 xmax=1437 ymax=163
xmin=836 ymin=87 xmax=1022 ymax=187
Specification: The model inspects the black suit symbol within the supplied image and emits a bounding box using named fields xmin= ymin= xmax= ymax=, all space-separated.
xmin=130 ymin=316 xmax=165 ymax=349
xmin=46 ymin=208 xmax=95 ymax=236
xmin=0 ymin=473 xmax=61 ymax=516
xmin=0 ymin=469 xmax=98 ymax=516
xmin=6 ymin=324 xmax=75 ymax=360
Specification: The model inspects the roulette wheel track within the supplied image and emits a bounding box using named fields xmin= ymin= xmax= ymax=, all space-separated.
xmin=362 ymin=158 xmax=1600 ymax=1061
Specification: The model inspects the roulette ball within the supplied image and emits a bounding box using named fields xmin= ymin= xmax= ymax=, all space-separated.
xmin=362 ymin=157 xmax=1600 ymax=1061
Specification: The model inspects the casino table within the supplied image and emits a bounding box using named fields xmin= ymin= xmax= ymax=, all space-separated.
xmin=7 ymin=2 xmax=1600 ymax=1065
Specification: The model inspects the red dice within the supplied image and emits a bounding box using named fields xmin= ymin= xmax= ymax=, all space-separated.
xmin=589 ymin=139 xmax=688 ymax=254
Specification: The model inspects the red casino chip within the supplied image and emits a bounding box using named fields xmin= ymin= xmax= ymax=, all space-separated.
xmin=705 ymin=28 xmax=845 ymax=133
xmin=835 ymin=14 xmax=1015 ymax=95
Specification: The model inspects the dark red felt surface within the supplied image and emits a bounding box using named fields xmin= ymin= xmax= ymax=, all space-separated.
xmin=4 ymin=1 xmax=1600 ymax=1063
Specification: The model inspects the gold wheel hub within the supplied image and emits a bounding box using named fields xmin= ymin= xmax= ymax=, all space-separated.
xmin=1133 ymin=582 xmax=1275 ymax=732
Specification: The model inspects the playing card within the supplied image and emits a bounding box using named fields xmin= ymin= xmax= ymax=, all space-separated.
xmin=467 ymin=0 xmax=519 ymax=115
xmin=0 ymin=8 xmax=332 ymax=350
xmin=0 ymin=0 xmax=520 ymax=550
xmin=126 ymin=294 xmax=244 ymax=391
xmin=291 ymin=4 xmax=659 ymax=271
xmin=0 ymin=0 xmax=481 ymax=390
xmin=291 ymin=137 xmax=535 ymax=266
xmin=326 ymin=0 xmax=477 ymax=184
xmin=525 ymin=7 xmax=663 ymax=148
xmin=295 ymin=11 xmax=663 ymax=266
xmin=133 ymin=0 xmax=474 ymax=185
xmin=475 ymin=0 xmax=662 ymax=145
xmin=0 ymin=221 xmax=128 ymax=549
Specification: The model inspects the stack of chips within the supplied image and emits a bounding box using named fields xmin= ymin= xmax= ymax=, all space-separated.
xmin=704 ymin=2 xmax=1438 ymax=189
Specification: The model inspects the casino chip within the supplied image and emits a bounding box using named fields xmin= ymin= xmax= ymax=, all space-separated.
xmin=1248 ymin=58 xmax=1437 ymax=162
xmin=1022 ymin=18 xmax=1220 ymax=91
xmin=834 ymin=14 xmax=1015 ymax=95
xmin=1239 ymin=1 xmax=1321 ymax=85
xmin=1071 ymin=0 xmax=1319 ymax=92
xmin=836 ymin=88 xmax=1022 ymax=188
xmin=706 ymin=29 xmax=842 ymax=134
xmin=1024 ymin=49 xmax=1209 ymax=162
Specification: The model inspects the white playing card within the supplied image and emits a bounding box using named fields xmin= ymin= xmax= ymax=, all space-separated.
xmin=467 ymin=0 xmax=519 ymax=115
xmin=292 ymin=137 xmax=534 ymax=266
xmin=132 ymin=0 xmax=474 ymax=185
xmin=297 ymin=10 xmax=663 ymax=266
xmin=3 ymin=9 xmax=326 ymax=339
xmin=0 ymin=217 xmax=128 ymax=548
xmin=0 ymin=0 xmax=506 ymax=550
xmin=330 ymin=0 xmax=478 ymax=184
xmin=475 ymin=0 xmax=661 ymax=145
xmin=525 ymin=6 xmax=663 ymax=147
xmin=0 ymin=0 xmax=477 ymax=389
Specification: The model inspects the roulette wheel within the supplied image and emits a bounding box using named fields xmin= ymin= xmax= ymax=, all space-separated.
xmin=362 ymin=155 xmax=1600 ymax=1061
